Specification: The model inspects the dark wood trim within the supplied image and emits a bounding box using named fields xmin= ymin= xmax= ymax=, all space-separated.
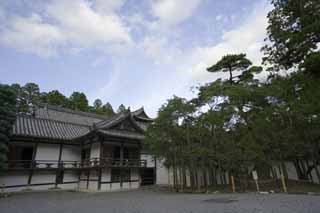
xmin=154 ymin=156 xmax=157 ymax=185
xmin=55 ymin=144 xmax=63 ymax=187
xmin=3 ymin=181 xmax=79 ymax=189
xmin=78 ymin=142 xmax=84 ymax=184
xmin=3 ymin=182 xmax=56 ymax=188
xmin=98 ymin=140 xmax=103 ymax=190
xmin=120 ymin=142 xmax=124 ymax=188
xmin=58 ymin=144 xmax=63 ymax=162
xmin=100 ymin=180 xmax=139 ymax=184
xmin=27 ymin=142 xmax=38 ymax=185
xmin=11 ymin=136 xmax=81 ymax=146
xmin=86 ymin=142 xmax=93 ymax=189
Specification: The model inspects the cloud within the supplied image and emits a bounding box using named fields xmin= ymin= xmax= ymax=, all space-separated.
xmin=1 ymin=14 xmax=64 ymax=56
xmin=0 ymin=0 xmax=131 ymax=57
xmin=93 ymin=0 xmax=126 ymax=14
xmin=141 ymin=36 xmax=184 ymax=64
xmin=215 ymin=15 xmax=222 ymax=21
xmin=150 ymin=0 xmax=201 ymax=26
xmin=189 ymin=1 xmax=271 ymax=81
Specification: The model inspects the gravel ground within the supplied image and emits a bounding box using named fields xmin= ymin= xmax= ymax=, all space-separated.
xmin=1 ymin=189 xmax=320 ymax=213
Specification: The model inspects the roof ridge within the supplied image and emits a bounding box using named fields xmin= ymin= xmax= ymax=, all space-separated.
xmin=40 ymin=104 xmax=111 ymax=120
xmin=17 ymin=114 xmax=91 ymax=128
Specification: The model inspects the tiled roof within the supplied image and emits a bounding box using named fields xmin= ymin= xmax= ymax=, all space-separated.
xmin=132 ymin=107 xmax=154 ymax=122
xmin=35 ymin=105 xmax=109 ymax=126
xmin=12 ymin=106 xmax=151 ymax=142
xmin=12 ymin=115 xmax=90 ymax=141
xmin=97 ymin=130 xmax=145 ymax=140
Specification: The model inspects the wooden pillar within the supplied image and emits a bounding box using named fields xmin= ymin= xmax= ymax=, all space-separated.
xmin=120 ymin=143 xmax=124 ymax=188
xmin=55 ymin=143 xmax=63 ymax=187
xmin=27 ymin=142 xmax=38 ymax=186
xmin=86 ymin=142 xmax=93 ymax=189
xmin=78 ymin=142 xmax=84 ymax=187
xmin=154 ymin=156 xmax=157 ymax=185
xmin=98 ymin=140 xmax=103 ymax=190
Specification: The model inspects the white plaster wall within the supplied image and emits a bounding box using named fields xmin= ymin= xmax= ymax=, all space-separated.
xmin=101 ymin=183 xmax=111 ymax=191
xmin=131 ymin=168 xmax=139 ymax=180
xmin=35 ymin=144 xmax=60 ymax=162
xmin=110 ymin=183 xmax=121 ymax=190
xmin=286 ymin=162 xmax=299 ymax=180
xmin=311 ymin=165 xmax=320 ymax=183
xmin=0 ymin=172 xmax=29 ymax=188
xmin=61 ymin=145 xmax=81 ymax=161
xmin=131 ymin=182 xmax=139 ymax=189
xmin=101 ymin=168 xmax=111 ymax=182
xmin=29 ymin=184 xmax=56 ymax=191
xmin=156 ymin=159 xmax=169 ymax=185
xmin=58 ymin=183 xmax=78 ymax=190
xmin=88 ymin=181 xmax=98 ymax=191
xmin=63 ymin=171 xmax=78 ymax=182
xmin=90 ymin=143 xmax=101 ymax=158
xmin=122 ymin=182 xmax=130 ymax=189
xmin=79 ymin=180 xmax=87 ymax=189
xmin=31 ymin=171 xmax=56 ymax=184
xmin=141 ymin=154 xmax=155 ymax=168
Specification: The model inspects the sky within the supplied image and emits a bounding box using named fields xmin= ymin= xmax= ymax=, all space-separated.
xmin=0 ymin=0 xmax=272 ymax=117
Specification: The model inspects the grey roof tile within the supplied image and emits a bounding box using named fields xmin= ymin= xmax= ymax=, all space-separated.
xmin=12 ymin=115 xmax=90 ymax=141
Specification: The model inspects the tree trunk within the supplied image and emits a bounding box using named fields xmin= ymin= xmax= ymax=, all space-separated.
xmin=229 ymin=68 xmax=233 ymax=84
xmin=313 ymin=160 xmax=320 ymax=184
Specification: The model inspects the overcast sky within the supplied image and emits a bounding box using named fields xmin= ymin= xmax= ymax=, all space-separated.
xmin=0 ymin=0 xmax=271 ymax=117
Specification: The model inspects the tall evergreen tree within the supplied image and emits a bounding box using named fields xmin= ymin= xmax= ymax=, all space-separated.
xmin=93 ymin=99 xmax=103 ymax=109
xmin=117 ymin=104 xmax=128 ymax=113
xmin=69 ymin=92 xmax=89 ymax=111
xmin=0 ymin=85 xmax=16 ymax=169
xmin=262 ymin=0 xmax=320 ymax=69
xmin=11 ymin=83 xmax=41 ymax=114
xmin=43 ymin=90 xmax=69 ymax=107
xmin=101 ymin=102 xmax=115 ymax=116
xmin=207 ymin=54 xmax=252 ymax=84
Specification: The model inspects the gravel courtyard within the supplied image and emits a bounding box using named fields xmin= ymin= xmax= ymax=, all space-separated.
xmin=1 ymin=189 xmax=320 ymax=213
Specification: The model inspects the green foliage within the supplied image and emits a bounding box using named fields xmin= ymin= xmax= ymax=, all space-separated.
xmin=91 ymin=99 xmax=115 ymax=116
xmin=69 ymin=92 xmax=89 ymax=111
xmin=262 ymin=0 xmax=320 ymax=69
xmin=207 ymin=53 xmax=252 ymax=84
xmin=11 ymin=83 xmax=40 ymax=114
xmin=42 ymin=90 xmax=69 ymax=107
xmin=101 ymin=102 xmax=115 ymax=116
xmin=0 ymin=84 xmax=16 ymax=168
xmin=10 ymin=82 xmax=117 ymax=117
xmin=93 ymin=99 xmax=103 ymax=109
xmin=300 ymin=52 xmax=320 ymax=77
xmin=117 ymin=104 xmax=128 ymax=113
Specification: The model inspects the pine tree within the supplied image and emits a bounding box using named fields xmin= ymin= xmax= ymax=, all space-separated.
xmin=0 ymin=84 xmax=16 ymax=169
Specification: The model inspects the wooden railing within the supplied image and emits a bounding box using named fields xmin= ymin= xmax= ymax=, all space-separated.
xmin=4 ymin=158 xmax=147 ymax=170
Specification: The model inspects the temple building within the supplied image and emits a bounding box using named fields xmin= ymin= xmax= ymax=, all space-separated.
xmin=0 ymin=105 xmax=161 ymax=192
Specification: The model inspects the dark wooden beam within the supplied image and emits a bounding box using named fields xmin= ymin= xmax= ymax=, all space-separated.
xmin=55 ymin=143 xmax=63 ymax=188
xmin=86 ymin=142 xmax=92 ymax=189
xmin=98 ymin=140 xmax=103 ymax=190
xmin=154 ymin=156 xmax=157 ymax=185
xmin=27 ymin=142 xmax=38 ymax=186
xmin=120 ymin=142 xmax=124 ymax=188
